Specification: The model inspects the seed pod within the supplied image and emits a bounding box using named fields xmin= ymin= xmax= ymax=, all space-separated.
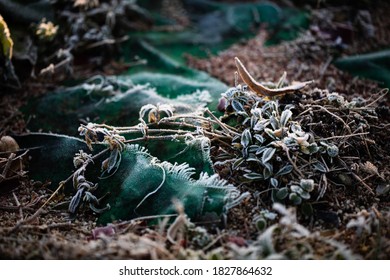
xmin=0 ymin=136 xmax=19 ymax=153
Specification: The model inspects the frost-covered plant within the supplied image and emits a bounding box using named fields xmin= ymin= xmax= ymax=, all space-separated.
xmin=216 ymin=86 xmax=344 ymax=207
xmin=225 ymin=203 xmax=359 ymax=260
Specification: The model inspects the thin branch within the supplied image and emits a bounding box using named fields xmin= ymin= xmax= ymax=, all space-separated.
xmin=124 ymin=135 xmax=185 ymax=143
xmin=9 ymin=208 xmax=46 ymax=234
xmin=84 ymin=35 xmax=129 ymax=49
xmin=283 ymin=145 xmax=304 ymax=178
xmin=7 ymin=222 xmax=74 ymax=232
xmin=12 ymin=192 xmax=23 ymax=221
xmin=0 ymin=205 xmax=35 ymax=212
xmin=351 ymin=172 xmax=375 ymax=195
xmin=131 ymin=214 xmax=178 ymax=222
xmin=319 ymin=56 xmax=333 ymax=77
xmin=159 ymin=114 xmax=212 ymax=124
xmin=364 ymin=88 xmax=389 ymax=108
xmin=205 ymin=108 xmax=239 ymax=134
xmin=119 ymin=128 xmax=193 ymax=135
xmin=310 ymin=104 xmax=352 ymax=134
xmin=1 ymin=153 xmax=15 ymax=179
xmin=317 ymin=132 xmax=369 ymax=141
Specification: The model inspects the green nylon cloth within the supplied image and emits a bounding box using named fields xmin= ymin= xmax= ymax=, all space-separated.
xmin=13 ymin=133 xmax=232 ymax=224
xmin=334 ymin=49 xmax=390 ymax=88
xmin=96 ymin=144 xmax=235 ymax=225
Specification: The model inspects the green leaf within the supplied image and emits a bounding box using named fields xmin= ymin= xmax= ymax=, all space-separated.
xmin=255 ymin=218 xmax=267 ymax=231
xmin=243 ymin=172 xmax=264 ymax=180
xmin=326 ymin=144 xmax=339 ymax=157
xmin=275 ymin=164 xmax=293 ymax=177
xmin=264 ymin=128 xmax=277 ymax=140
xmin=241 ymin=129 xmax=252 ymax=148
xmin=232 ymin=157 xmax=245 ymax=170
xmin=307 ymin=143 xmax=320 ymax=154
xmin=290 ymin=185 xmax=301 ymax=193
xmin=270 ymin=116 xmax=279 ymax=130
xmin=301 ymin=202 xmax=313 ymax=217
xmin=271 ymin=189 xmax=279 ymax=202
xmin=262 ymin=147 xmax=276 ymax=164
xmin=232 ymin=99 xmax=245 ymax=113
xmin=246 ymin=153 xmax=261 ymax=163
xmin=298 ymin=190 xmax=310 ymax=200
xmin=270 ymin=177 xmax=278 ymax=187
xmin=312 ymin=161 xmax=327 ymax=173
xmin=276 ymin=187 xmax=289 ymax=200
xmin=289 ymin=192 xmax=302 ymax=205
xmin=255 ymin=146 xmax=266 ymax=155
xmin=263 ymin=163 xmax=273 ymax=179
xmin=248 ymin=145 xmax=261 ymax=153
xmin=280 ymin=109 xmax=292 ymax=127
xmin=291 ymin=185 xmax=310 ymax=200
xmin=300 ymin=179 xmax=315 ymax=192
xmin=254 ymin=134 xmax=265 ymax=144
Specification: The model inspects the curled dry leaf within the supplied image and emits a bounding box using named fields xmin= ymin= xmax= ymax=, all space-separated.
xmin=234 ymin=57 xmax=313 ymax=97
